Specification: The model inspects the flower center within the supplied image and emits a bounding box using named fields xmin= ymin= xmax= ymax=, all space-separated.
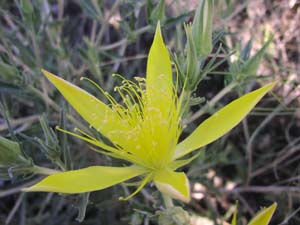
xmin=86 ymin=75 xmax=182 ymax=169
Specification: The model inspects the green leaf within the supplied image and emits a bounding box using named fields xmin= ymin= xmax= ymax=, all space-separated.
xmin=174 ymin=82 xmax=276 ymax=159
xmin=20 ymin=0 xmax=34 ymax=14
xmin=242 ymin=37 xmax=273 ymax=76
xmin=150 ymin=0 xmax=165 ymax=24
xmin=0 ymin=136 xmax=28 ymax=167
xmin=248 ymin=203 xmax=277 ymax=225
xmin=157 ymin=207 xmax=190 ymax=225
xmin=164 ymin=11 xmax=192 ymax=28
xmin=23 ymin=165 xmax=147 ymax=193
xmin=38 ymin=114 xmax=61 ymax=161
xmin=0 ymin=61 xmax=19 ymax=81
xmin=154 ymin=168 xmax=190 ymax=203
xmin=41 ymin=70 xmax=123 ymax=138
xmin=80 ymin=0 xmax=102 ymax=20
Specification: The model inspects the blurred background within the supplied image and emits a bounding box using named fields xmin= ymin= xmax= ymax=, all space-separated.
xmin=0 ymin=0 xmax=299 ymax=224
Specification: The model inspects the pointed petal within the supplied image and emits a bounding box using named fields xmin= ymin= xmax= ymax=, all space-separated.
xmin=248 ymin=203 xmax=277 ymax=225
xmin=23 ymin=166 xmax=147 ymax=193
xmin=146 ymin=22 xmax=173 ymax=117
xmin=231 ymin=204 xmax=238 ymax=225
xmin=154 ymin=168 xmax=190 ymax=203
xmin=174 ymin=82 xmax=276 ymax=159
xmin=143 ymin=23 xmax=179 ymax=164
xmin=42 ymin=70 xmax=122 ymax=135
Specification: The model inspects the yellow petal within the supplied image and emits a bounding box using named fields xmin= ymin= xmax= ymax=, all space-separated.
xmin=231 ymin=204 xmax=238 ymax=225
xmin=142 ymin=23 xmax=179 ymax=165
xmin=154 ymin=168 xmax=190 ymax=203
xmin=41 ymin=69 xmax=122 ymax=136
xmin=248 ymin=203 xmax=277 ymax=225
xmin=146 ymin=22 xmax=173 ymax=117
xmin=23 ymin=166 xmax=147 ymax=193
xmin=174 ymin=82 xmax=276 ymax=159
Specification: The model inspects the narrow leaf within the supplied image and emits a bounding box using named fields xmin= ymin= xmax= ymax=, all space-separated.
xmin=23 ymin=165 xmax=147 ymax=193
xmin=0 ymin=61 xmax=19 ymax=80
xmin=150 ymin=0 xmax=165 ymax=24
xmin=242 ymin=37 xmax=273 ymax=75
xmin=174 ymin=82 xmax=276 ymax=159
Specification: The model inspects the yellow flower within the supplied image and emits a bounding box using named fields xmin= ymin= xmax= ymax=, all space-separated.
xmin=24 ymin=24 xmax=276 ymax=203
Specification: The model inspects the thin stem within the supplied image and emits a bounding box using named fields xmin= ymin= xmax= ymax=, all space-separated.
xmin=0 ymin=114 xmax=40 ymax=132
xmin=54 ymin=158 xmax=67 ymax=171
xmin=31 ymin=166 xmax=60 ymax=175
xmin=5 ymin=193 xmax=25 ymax=224
xmin=246 ymin=90 xmax=299 ymax=184
xmin=27 ymin=86 xmax=87 ymax=131
xmin=162 ymin=194 xmax=174 ymax=208
xmin=0 ymin=179 xmax=40 ymax=198
xmin=185 ymin=81 xmax=238 ymax=125
xmin=99 ymin=25 xmax=152 ymax=51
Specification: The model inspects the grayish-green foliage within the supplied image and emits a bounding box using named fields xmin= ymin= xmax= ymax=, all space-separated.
xmin=0 ymin=0 xmax=298 ymax=224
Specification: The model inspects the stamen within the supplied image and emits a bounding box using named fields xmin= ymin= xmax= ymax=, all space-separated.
xmin=89 ymin=146 xmax=122 ymax=159
xmin=119 ymin=172 xmax=153 ymax=201
xmin=57 ymin=126 xmax=144 ymax=165
xmin=122 ymin=86 xmax=144 ymax=113
xmin=80 ymin=77 xmax=119 ymax=108
xmin=56 ymin=126 xmax=118 ymax=154
xmin=74 ymin=127 xmax=97 ymax=141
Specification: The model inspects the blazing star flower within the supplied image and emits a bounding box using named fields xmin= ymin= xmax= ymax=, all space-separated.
xmin=24 ymin=24 xmax=275 ymax=203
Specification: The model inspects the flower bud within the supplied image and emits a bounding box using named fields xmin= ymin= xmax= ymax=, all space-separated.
xmin=185 ymin=24 xmax=201 ymax=91
xmin=0 ymin=136 xmax=29 ymax=167
xmin=192 ymin=0 xmax=214 ymax=57
xmin=157 ymin=207 xmax=190 ymax=225
xmin=0 ymin=136 xmax=31 ymax=179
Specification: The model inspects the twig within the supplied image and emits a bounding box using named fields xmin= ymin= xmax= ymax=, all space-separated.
xmin=215 ymin=0 xmax=250 ymax=29
xmin=247 ymin=90 xmax=300 ymax=184
xmin=279 ymin=206 xmax=300 ymax=225
xmin=100 ymin=54 xmax=147 ymax=67
xmin=0 ymin=179 xmax=40 ymax=198
xmin=193 ymin=185 xmax=300 ymax=195
xmin=5 ymin=193 xmax=25 ymax=225
xmin=0 ymin=115 xmax=40 ymax=132
xmin=251 ymin=144 xmax=300 ymax=179
xmin=185 ymin=82 xmax=238 ymax=125
xmin=99 ymin=25 xmax=152 ymax=51
xmin=223 ymin=185 xmax=300 ymax=194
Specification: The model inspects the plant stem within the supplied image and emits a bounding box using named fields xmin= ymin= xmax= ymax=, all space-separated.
xmin=31 ymin=166 xmax=60 ymax=175
xmin=185 ymin=81 xmax=238 ymax=125
xmin=162 ymin=194 xmax=174 ymax=208
xmin=99 ymin=25 xmax=152 ymax=51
